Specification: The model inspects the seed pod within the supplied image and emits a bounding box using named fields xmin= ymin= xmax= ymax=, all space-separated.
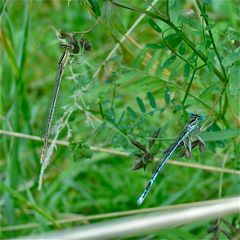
xmin=58 ymin=30 xmax=70 ymax=39
xmin=148 ymin=128 xmax=161 ymax=149
xmin=80 ymin=38 xmax=92 ymax=51
xmin=198 ymin=140 xmax=205 ymax=152
xmin=132 ymin=160 xmax=144 ymax=171
xmin=70 ymin=36 xmax=80 ymax=54
xmin=184 ymin=148 xmax=191 ymax=159
xmin=130 ymin=139 xmax=147 ymax=152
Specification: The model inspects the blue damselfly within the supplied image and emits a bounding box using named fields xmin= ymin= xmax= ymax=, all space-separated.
xmin=137 ymin=113 xmax=204 ymax=205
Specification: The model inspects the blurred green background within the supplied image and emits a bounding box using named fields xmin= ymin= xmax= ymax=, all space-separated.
xmin=0 ymin=0 xmax=239 ymax=239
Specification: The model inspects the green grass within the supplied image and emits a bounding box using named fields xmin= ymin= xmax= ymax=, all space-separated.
xmin=0 ymin=0 xmax=239 ymax=239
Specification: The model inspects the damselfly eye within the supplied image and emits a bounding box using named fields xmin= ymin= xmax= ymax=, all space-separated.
xmin=199 ymin=115 xmax=204 ymax=120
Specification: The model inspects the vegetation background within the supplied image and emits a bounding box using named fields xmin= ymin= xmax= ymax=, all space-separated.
xmin=0 ymin=0 xmax=239 ymax=239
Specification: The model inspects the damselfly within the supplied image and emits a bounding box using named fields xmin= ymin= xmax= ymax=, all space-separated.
xmin=137 ymin=113 xmax=205 ymax=205
xmin=40 ymin=31 xmax=87 ymax=167
xmin=40 ymin=35 xmax=78 ymax=166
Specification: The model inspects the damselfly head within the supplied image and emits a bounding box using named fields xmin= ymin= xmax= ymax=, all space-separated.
xmin=189 ymin=113 xmax=204 ymax=121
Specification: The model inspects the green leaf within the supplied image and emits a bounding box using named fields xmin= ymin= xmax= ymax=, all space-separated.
xmin=127 ymin=106 xmax=138 ymax=118
xmin=206 ymin=50 xmax=215 ymax=63
xmin=222 ymin=52 xmax=240 ymax=67
xmin=88 ymin=0 xmax=101 ymax=17
xmin=229 ymin=66 xmax=240 ymax=96
xmin=164 ymin=87 xmax=171 ymax=105
xmin=195 ymin=42 xmax=205 ymax=51
xmin=133 ymin=47 xmax=148 ymax=67
xmin=178 ymin=42 xmax=185 ymax=55
xmin=205 ymin=38 xmax=212 ymax=48
xmin=70 ymin=142 xmax=93 ymax=161
xmin=181 ymin=16 xmax=202 ymax=31
xmin=184 ymin=63 xmax=191 ymax=79
xmin=136 ymin=97 xmax=146 ymax=113
xmin=164 ymin=33 xmax=182 ymax=48
xmin=228 ymin=30 xmax=240 ymax=41
xmin=169 ymin=0 xmax=176 ymax=7
xmin=205 ymin=24 xmax=215 ymax=31
xmin=1 ymin=182 xmax=60 ymax=227
xmin=116 ymin=71 xmax=139 ymax=84
xmin=145 ymin=43 xmax=164 ymax=49
xmin=201 ymin=129 xmax=240 ymax=141
xmin=147 ymin=92 xmax=157 ymax=109
xmin=145 ymin=50 xmax=161 ymax=73
xmin=204 ymin=0 xmax=212 ymax=5
xmin=162 ymin=55 xmax=176 ymax=68
xmin=103 ymin=1 xmax=125 ymax=33
xmin=207 ymin=60 xmax=214 ymax=73
xmin=148 ymin=19 xmax=162 ymax=33
xmin=168 ymin=0 xmax=182 ymax=23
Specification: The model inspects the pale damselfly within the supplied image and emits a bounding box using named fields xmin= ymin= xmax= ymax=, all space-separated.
xmin=137 ymin=113 xmax=204 ymax=205
xmin=40 ymin=32 xmax=80 ymax=165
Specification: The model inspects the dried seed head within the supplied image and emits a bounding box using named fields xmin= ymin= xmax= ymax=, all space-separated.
xmin=80 ymin=38 xmax=92 ymax=51
xmin=185 ymin=148 xmax=191 ymax=159
xmin=198 ymin=140 xmax=206 ymax=152
xmin=130 ymin=139 xmax=147 ymax=152
xmin=70 ymin=36 xmax=80 ymax=54
xmin=148 ymin=128 xmax=161 ymax=149
xmin=132 ymin=160 xmax=145 ymax=171
xmin=58 ymin=30 xmax=70 ymax=39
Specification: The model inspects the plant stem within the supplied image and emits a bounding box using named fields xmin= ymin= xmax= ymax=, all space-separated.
xmin=195 ymin=0 xmax=227 ymax=80
xmin=182 ymin=68 xmax=197 ymax=105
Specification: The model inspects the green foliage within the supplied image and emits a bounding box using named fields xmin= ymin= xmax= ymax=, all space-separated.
xmin=148 ymin=19 xmax=162 ymax=33
xmin=136 ymin=97 xmax=146 ymax=113
xmin=70 ymin=142 xmax=93 ymax=161
xmin=147 ymin=92 xmax=157 ymax=109
xmin=0 ymin=0 xmax=239 ymax=239
xmin=87 ymin=0 xmax=101 ymax=17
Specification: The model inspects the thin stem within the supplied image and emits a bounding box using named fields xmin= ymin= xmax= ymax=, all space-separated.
xmin=1 ymin=129 xmax=239 ymax=175
xmin=195 ymin=0 xmax=227 ymax=80
xmin=144 ymin=0 xmax=168 ymax=20
xmin=166 ymin=0 xmax=170 ymax=19
xmin=182 ymin=68 xmax=197 ymax=105
xmin=162 ymin=28 xmax=194 ymax=69
xmin=72 ymin=17 xmax=101 ymax=36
